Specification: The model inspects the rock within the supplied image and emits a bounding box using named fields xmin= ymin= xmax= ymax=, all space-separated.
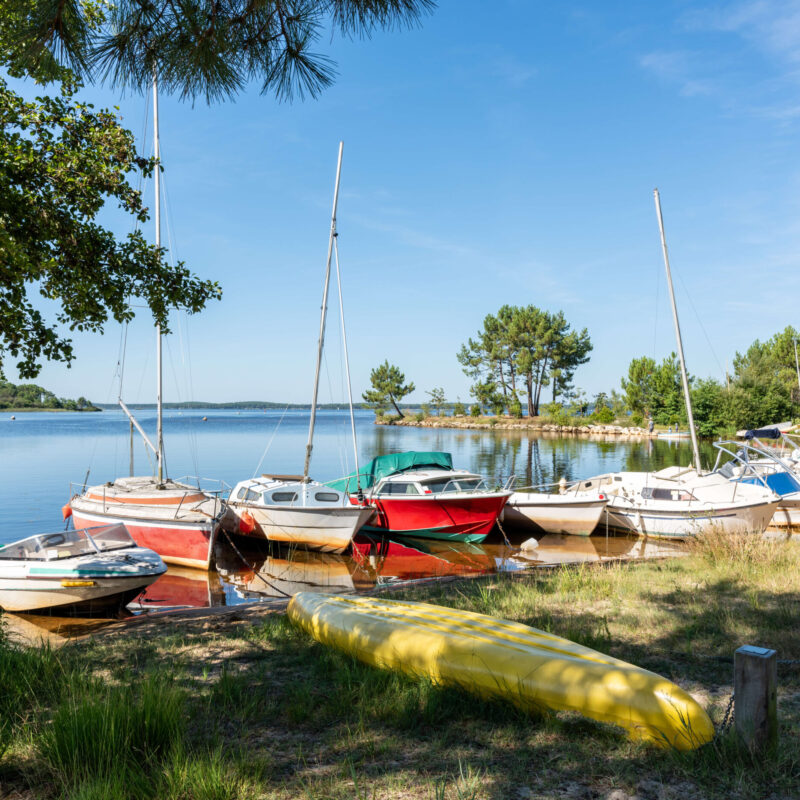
xmin=516 ymin=788 xmax=533 ymax=799
xmin=635 ymin=780 xmax=664 ymax=799
xmin=605 ymin=791 xmax=630 ymax=800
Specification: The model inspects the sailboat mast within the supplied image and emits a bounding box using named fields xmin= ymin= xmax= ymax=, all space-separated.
xmin=653 ymin=188 xmax=702 ymax=470
xmin=793 ymin=338 xmax=800 ymax=399
xmin=153 ymin=72 xmax=164 ymax=482
xmin=303 ymin=142 xmax=344 ymax=482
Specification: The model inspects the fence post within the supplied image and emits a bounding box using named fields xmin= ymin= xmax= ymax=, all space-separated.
xmin=734 ymin=645 xmax=778 ymax=751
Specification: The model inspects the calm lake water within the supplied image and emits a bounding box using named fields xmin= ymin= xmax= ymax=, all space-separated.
xmin=0 ymin=408 xmax=701 ymax=619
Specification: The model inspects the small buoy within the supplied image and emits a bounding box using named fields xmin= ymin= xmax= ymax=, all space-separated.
xmin=202 ymin=416 xmax=208 ymax=421
xmin=520 ymin=537 xmax=538 ymax=552
xmin=10 ymin=415 xmax=15 ymax=420
xmin=62 ymin=504 xmax=73 ymax=520
xmin=239 ymin=512 xmax=256 ymax=534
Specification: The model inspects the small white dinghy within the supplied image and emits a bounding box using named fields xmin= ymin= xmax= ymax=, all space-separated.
xmin=504 ymin=487 xmax=608 ymax=536
xmin=0 ymin=524 xmax=166 ymax=614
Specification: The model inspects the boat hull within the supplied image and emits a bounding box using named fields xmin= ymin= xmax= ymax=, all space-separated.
xmin=226 ymin=505 xmax=375 ymax=554
xmin=363 ymin=494 xmax=509 ymax=543
xmin=70 ymin=508 xmax=216 ymax=570
xmin=605 ymin=498 xmax=780 ymax=539
xmin=504 ymin=493 xmax=607 ymax=536
xmin=0 ymin=547 xmax=165 ymax=613
xmin=287 ymin=592 xmax=715 ymax=750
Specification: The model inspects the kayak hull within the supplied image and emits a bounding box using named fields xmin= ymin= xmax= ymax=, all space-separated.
xmin=287 ymin=592 xmax=714 ymax=751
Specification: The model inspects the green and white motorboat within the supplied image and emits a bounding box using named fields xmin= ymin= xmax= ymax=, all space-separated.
xmin=0 ymin=524 xmax=166 ymax=614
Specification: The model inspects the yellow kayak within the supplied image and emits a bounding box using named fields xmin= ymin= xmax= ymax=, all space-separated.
xmin=287 ymin=592 xmax=714 ymax=750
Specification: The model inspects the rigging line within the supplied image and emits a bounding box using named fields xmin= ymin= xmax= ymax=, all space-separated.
xmin=175 ymin=313 xmax=200 ymax=476
xmin=652 ymin=251 xmax=661 ymax=362
xmin=252 ymin=405 xmax=291 ymax=478
xmin=676 ymin=271 xmax=727 ymax=380
xmin=118 ymin=323 xmax=129 ymax=397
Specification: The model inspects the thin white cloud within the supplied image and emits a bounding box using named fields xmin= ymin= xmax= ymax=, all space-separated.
xmin=490 ymin=56 xmax=538 ymax=88
xmin=639 ymin=50 xmax=715 ymax=96
xmin=688 ymin=1 xmax=800 ymax=62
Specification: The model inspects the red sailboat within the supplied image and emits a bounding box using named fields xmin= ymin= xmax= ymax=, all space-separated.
xmin=68 ymin=77 xmax=227 ymax=570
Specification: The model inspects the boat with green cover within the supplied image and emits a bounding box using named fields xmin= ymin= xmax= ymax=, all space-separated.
xmin=329 ymin=452 xmax=510 ymax=543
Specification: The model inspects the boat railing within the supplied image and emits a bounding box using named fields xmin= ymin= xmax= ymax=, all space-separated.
xmin=711 ymin=440 xmax=793 ymax=498
xmin=509 ymin=477 xmax=587 ymax=496
xmin=173 ymin=476 xmax=232 ymax=495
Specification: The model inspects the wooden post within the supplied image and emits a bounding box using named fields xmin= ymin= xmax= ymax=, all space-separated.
xmin=734 ymin=645 xmax=778 ymax=751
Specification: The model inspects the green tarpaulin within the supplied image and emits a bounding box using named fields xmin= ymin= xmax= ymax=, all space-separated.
xmin=328 ymin=451 xmax=453 ymax=493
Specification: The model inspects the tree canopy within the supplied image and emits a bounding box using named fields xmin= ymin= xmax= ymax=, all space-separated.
xmin=362 ymin=360 xmax=414 ymax=417
xmin=458 ymin=305 xmax=592 ymax=416
xmin=0 ymin=77 xmax=221 ymax=378
xmin=8 ymin=0 xmax=436 ymax=102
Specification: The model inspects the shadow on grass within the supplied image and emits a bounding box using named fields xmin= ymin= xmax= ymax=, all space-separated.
xmin=3 ymin=552 xmax=800 ymax=800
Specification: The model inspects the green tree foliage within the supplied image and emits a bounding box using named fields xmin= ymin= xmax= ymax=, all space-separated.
xmin=452 ymin=399 xmax=466 ymax=416
xmin=620 ymin=356 xmax=656 ymax=416
xmin=621 ymin=353 xmax=684 ymax=425
xmin=727 ymin=326 xmax=799 ymax=428
xmin=690 ymin=378 xmax=728 ymax=437
xmin=458 ymin=305 xmax=591 ymax=417
xmin=362 ymin=361 xmax=414 ymax=418
xmin=426 ymin=387 xmax=446 ymax=416
xmin=0 ymin=78 xmax=221 ymax=378
xmin=0 ymin=379 xmax=96 ymax=410
xmin=10 ymin=1 xmax=436 ymax=103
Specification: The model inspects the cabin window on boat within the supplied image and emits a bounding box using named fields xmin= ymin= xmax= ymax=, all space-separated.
xmin=422 ymin=478 xmax=481 ymax=493
xmin=271 ymin=492 xmax=298 ymax=503
xmin=245 ymin=489 xmax=261 ymax=502
xmin=315 ymin=492 xmax=340 ymax=502
xmin=382 ymin=482 xmax=420 ymax=495
xmin=237 ymin=487 xmax=248 ymax=500
xmin=641 ymin=487 xmax=696 ymax=501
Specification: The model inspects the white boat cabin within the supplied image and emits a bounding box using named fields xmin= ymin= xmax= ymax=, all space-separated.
xmin=229 ymin=476 xmax=352 ymax=508
xmin=371 ymin=469 xmax=487 ymax=497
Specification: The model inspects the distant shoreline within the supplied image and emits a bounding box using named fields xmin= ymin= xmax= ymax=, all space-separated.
xmin=1 ymin=407 xmax=101 ymax=414
xmin=375 ymin=415 xmax=658 ymax=438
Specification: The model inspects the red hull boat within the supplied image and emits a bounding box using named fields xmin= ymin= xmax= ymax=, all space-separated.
xmin=70 ymin=477 xmax=226 ymax=570
xmin=332 ymin=452 xmax=510 ymax=544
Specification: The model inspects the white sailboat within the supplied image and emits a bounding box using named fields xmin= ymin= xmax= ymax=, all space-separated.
xmin=564 ymin=190 xmax=779 ymax=539
xmin=224 ymin=143 xmax=373 ymax=552
xmin=506 ymin=189 xmax=781 ymax=539
xmin=69 ymin=75 xmax=228 ymax=569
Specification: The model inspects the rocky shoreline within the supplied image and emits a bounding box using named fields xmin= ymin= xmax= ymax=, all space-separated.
xmin=375 ymin=415 xmax=658 ymax=437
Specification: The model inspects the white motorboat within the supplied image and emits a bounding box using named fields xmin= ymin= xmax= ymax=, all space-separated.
xmin=713 ymin=433 xmax=800 ymax=529
xmin=223 ymin=476 xmax=374 ymax=554
xmin=504 ymin=486 xmax=607 ymax=536
xmin=0 ymin=524 xmax=165 ymax=614
xmin=570 ymin=469 xmax=779 ymax=539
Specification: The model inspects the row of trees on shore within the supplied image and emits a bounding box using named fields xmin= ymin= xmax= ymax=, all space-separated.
xmin=0 ymin=380 xmax=97 ymax=411
xmin=363 ymin=313 xmax=800 ymax=436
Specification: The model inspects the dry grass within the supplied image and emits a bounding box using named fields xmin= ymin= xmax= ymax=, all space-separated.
xmin=2 ymin=538 xmax=799 ymax=799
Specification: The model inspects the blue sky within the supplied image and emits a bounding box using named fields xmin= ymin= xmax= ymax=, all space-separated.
xmin=12 ymin=0 xmax=800 ymax=406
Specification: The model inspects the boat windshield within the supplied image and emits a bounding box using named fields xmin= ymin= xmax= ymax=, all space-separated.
xmin=421 ymin=477 xmax=486 ymax=494
xmin=0 ymin=525 xmax=134 ymax=561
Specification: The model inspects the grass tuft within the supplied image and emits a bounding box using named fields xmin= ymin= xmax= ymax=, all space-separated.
xmin=40 ymin=676 xmax=184 ymax=794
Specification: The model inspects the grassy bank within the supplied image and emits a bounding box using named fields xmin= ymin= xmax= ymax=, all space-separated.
xmin=2 ymin=534 xmax=799 ymax=799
